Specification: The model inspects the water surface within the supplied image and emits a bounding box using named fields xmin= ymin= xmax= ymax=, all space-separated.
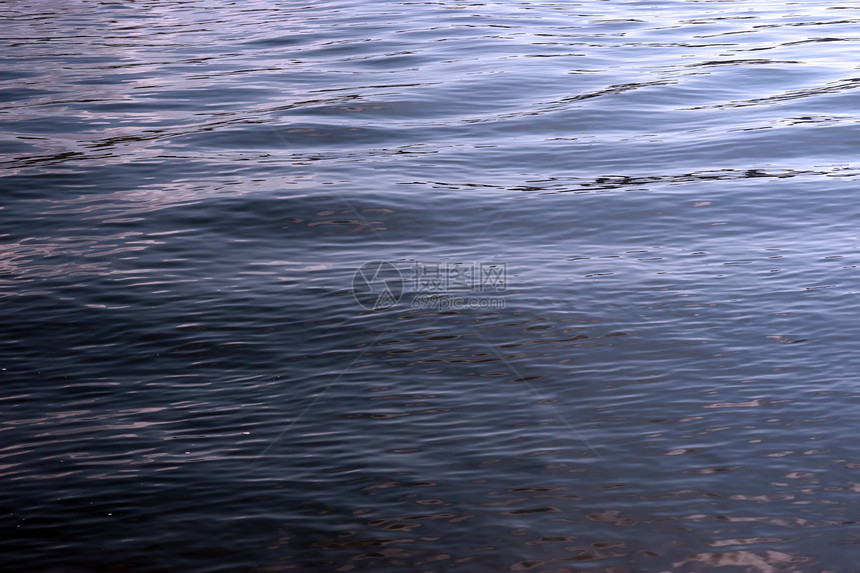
xmin=3 ymin=1 xmax=860 ymax=571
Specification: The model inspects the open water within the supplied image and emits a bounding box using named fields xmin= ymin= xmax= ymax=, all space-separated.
xmin=4 ymin=1 xmax=860 ymax=571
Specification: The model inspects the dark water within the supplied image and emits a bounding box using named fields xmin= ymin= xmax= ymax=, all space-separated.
xmin=4 ymin=1 xmax=860 ymax=571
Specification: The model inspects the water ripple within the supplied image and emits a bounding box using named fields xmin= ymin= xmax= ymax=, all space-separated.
xmin=5 ymin=1 xmax=860 ymax=571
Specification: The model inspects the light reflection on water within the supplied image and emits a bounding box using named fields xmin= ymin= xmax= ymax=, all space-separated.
xmin=4 ymin=0 xmax=860 ymax=571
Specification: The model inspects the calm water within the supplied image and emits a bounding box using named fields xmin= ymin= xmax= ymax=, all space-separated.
xmin=3 ymin=1 xmax=860 ymax=571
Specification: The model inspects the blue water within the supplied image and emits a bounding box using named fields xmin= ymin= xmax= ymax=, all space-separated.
xmin=4 ymin=1 xmax=860 ymax=571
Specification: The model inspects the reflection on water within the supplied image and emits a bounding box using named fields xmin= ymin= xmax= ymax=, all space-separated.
xmin=4 ymin=0 xmax=860 ymax=571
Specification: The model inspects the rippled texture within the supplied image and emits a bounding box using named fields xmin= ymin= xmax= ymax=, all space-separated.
xmin=4 ymin=1 xmax=860 ymax=571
